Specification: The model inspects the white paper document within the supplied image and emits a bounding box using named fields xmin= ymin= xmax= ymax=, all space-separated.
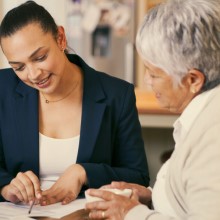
xmin=0 ymin=198 xmax=86 ymax=220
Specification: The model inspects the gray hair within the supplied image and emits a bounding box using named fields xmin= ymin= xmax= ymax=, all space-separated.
xmin=136 ymin=0 xmax=220 ymax=91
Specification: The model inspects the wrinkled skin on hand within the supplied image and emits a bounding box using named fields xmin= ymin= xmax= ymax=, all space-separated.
xmin=85 ymin=188 xmax=140 ymax=220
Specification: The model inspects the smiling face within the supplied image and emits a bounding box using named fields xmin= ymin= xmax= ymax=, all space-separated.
xmin=144 ymin=60 xmax=200 ymax=113
xmin=1 ymin=22 xmax=67 ymax=94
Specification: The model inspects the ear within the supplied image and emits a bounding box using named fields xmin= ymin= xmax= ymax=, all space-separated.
xmin=57 ymin=26 xmax=67 ymax=51
xmin=187 ymin=69 xmax=205 ymax=94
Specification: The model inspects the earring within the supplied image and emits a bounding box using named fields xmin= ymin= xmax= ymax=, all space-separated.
xmin=190 ymin=87 xmax=196 ymax=94
xmin=61 ymin=47 xmax=65 ymax=52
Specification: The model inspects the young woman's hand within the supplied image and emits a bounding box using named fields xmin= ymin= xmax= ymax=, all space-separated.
xmin=85 ymin=188 xmax=140 ymax=220
xmin=1 ymin=171 xmax=42 ymax=204
xmin=40 ymin=164 xmax=87 ymax=205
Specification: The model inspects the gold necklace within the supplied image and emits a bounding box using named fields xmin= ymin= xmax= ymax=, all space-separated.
xmin=41 ymin=81 xmax=79 ymax=104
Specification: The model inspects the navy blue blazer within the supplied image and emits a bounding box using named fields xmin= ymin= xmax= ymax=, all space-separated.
xmin=0 ymin=54 xmax=149 ymax=200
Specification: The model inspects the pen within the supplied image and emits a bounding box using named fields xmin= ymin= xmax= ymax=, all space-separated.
xmin=28 ymin=199 xmax=35 ymax=214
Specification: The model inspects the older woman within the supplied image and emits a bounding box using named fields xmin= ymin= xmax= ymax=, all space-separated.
xmin=85 ymin=0 xmax=220 ymax=219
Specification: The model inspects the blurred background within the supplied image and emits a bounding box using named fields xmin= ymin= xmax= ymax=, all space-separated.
xmin=0 ymin=0 xmax=162 ymax=88
xmin=0 ymin=0 xmax=175 ymax=186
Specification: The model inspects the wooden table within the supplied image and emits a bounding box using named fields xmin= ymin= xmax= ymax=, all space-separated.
xmin=37 ymin=209 xmax=90 ymax=220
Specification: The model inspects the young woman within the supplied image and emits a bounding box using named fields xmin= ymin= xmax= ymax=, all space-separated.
xmin=0 ymin=1 xmax=149 ymax=206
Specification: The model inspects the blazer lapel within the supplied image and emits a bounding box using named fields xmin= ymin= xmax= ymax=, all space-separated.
xmin=77 ymin=68 xmax=106 ymax=163
xmin=14 ymin=81 xmax=39 ymax=175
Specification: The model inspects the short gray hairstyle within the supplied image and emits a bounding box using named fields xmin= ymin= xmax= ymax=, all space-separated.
xmin=136 ymin=0 xmax=220 ymax=91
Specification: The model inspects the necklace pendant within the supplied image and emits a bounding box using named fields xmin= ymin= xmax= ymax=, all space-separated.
xmin=45 ymin=100 xmax=49 ymax=104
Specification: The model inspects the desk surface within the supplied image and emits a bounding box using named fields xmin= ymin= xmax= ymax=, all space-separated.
xmin=38 ymin=209 xmax=90 ymax=220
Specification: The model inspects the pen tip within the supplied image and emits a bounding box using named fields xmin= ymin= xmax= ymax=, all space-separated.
xmin=28 ymin=199 xmax=35 ymax=214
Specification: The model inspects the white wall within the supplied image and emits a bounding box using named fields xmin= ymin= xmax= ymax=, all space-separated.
xmin=0 ymin=0 xmax=67 ymax=68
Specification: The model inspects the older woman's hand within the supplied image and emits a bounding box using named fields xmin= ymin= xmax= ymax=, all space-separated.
xmin=40 ymin=164 xmax=87 ymax=205
xmin=101 ymin=181 xmax=152 ymax=206
xmin=85 ymin=188 xmax=140 ymax=220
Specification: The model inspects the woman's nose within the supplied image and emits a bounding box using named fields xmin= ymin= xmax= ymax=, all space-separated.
xmin=27 ymin=65 xmax=42 ymax=81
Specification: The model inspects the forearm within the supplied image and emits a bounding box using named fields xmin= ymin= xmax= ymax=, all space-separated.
xmin=80 ymin=163 xmax=149 ymax=188
xmin=74 ymin=164 xmax=88 ymax=186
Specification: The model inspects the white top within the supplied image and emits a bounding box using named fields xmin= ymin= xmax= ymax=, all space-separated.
xmin=39 ymin=133 xmax=80 ymax=190
xmin=125 ymin=87 xmax=215 ymax=220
